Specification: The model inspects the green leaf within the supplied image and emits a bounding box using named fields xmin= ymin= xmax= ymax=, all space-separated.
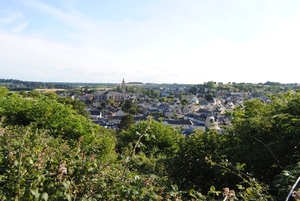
xmin=65 ymin=193 xmax=72 ymax=201
xmin=171 ymin=184 xmax=178 ymax=192
xmin=209 ymin=185 xmax=216 ymax=192
xmin=149 ymin=192 xmax=158 ymax=199
xmin=30 ymin=187 xmax=40 ymax=199
xmin=41 ymin=192 xmax=49 ymax=201
xmin=246 ymin=188 xmax=252 ymax=195
xmin=63 ymin=181 xmax=71 ymax=190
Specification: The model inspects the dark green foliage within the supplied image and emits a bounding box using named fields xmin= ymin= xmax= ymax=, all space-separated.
xmin=189 ymin=86 xmax=198 ymax=95
xmin=166 ymin=130 xmax=230 ymax=192
xmin=225 ymin=91 xmax=300 ymax=186
xmin=117 ymin=117 xmax=184 ymax=177
xmin=204 ymin=93 xmax=214 ymax=102
xmin=117 ymin=117 xmax=183 ymax=158
xmin=121 ymin=99 xmax=138 ymax=114
xmin=118 ymin=114 xmax=135 ymax=131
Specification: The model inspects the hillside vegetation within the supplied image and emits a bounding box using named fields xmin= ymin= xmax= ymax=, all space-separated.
xmin=0 ymin=86 xmax=299 ymax=200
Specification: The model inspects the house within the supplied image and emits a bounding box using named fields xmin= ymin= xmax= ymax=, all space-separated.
xmin=89 ymin=109 xmax=102 ymax=120
xmin=134 ymin=114 xmax=149 ymax=123
xmin=148 ymin=107 xmax=160 ymax=114
xmin=224 ymin=101 xmax=235 ymax=110
xmin=157 ymin=103 xmax=170 ymax=112
xmin=183 ymin=94 xmax=195 ymax=101
xmin=137 ymin=102 xmax=152 ymax=109
xmin=107 ymin=116 xmax=123 ymax=125
xmin=199 ymin=99 xmax=208 ymax=106
xmin=184 ymin=113 xmax=208 ymax=125
xmin=92 ymin=101 xmax=101 ymax=108
xmin=212 ymin=102 xmax=227 ymax=115
xmin=171 ymin=100 xmax=182 ymax=112
xmin=162 ymin=119 xmax=194 ymax=129
xmin=115 ymin=109 xmax=126 ymax=117
xmin=204 ymin=114 xmax=222 ymax=133
xmin=217 ymin=115 xmax=231 ymax=126
xmin=136 ymin=104 xmax=150 ymax=115
xmin=190 ymin=96 xmax=199 ymax=104
xmin=182 ymin=104 xmax=200 ymax=114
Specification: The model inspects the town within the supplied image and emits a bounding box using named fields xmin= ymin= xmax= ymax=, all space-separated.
xmin=2 ymin=78 xmax=299 ymax=135
xmin=64 ymin=79 xmax=298 ymax=135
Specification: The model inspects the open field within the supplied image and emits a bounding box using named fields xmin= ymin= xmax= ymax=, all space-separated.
xmin=34 ymin=88 xmax=66 ymax=92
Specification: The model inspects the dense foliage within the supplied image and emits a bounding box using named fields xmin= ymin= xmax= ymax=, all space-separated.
xmin=117 ymin=117 xmax=184 ymax=177
xmin=0 ymin=86 xmax=300 ymax=200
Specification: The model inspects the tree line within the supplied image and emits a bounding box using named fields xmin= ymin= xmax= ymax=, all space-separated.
xmin=1 ymin=78 xmax=299 ymax=94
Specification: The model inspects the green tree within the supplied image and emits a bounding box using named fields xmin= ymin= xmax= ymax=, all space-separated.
xmin=203 ymin=81 xmax=215 ymax=89
xmin=117 ymin=117 xmax=184 ymax=176
xmin=181 ymin=98 xmax=189 ymax=107
xmin=179 ymin=93 xmax=183 ymax=101
xmin=122 ymin=100 xmax=138 ymax=114
xmin=152 ymin=90 xmax=160 ymax=99
xmin=118 ymin=114 xmax=135 ymax=131
xmin=204 ymin=93 xmax=214 ymax=102
xmin=0 ymin=86 xmax=9 ymax=97
xmin=189 ymin=86 xmax=198 ymax=95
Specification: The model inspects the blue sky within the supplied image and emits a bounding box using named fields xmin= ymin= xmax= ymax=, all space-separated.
xmin=1 ymin=0 xmax=300 ymax=84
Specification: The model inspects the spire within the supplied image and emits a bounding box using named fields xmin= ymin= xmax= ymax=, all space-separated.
xmin=121 ymin=78 xmax=126 ymax=93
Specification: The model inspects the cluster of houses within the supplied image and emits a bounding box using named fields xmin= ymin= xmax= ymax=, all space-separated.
xmin=79 ymin=81 xmax=254 ymax=135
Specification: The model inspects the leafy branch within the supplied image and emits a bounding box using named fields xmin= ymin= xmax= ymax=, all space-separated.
xmin=120 ymin=127 xmax=150 ymax=181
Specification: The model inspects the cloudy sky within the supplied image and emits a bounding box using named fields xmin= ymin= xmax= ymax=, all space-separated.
xmin=0 ymin=0 xmax=300 ymax=84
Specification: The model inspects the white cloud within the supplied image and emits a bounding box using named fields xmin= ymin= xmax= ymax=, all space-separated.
xmin=1 ymin=0 xmax=300 ymax=84
xmin=11 ymin=21 xmax=29 ymax=33
xmin=0 ymin=11 xmax=23 ymax=24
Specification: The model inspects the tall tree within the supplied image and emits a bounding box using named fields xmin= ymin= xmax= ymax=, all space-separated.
xmin=118 ymin=114 xmax=135 ymax=131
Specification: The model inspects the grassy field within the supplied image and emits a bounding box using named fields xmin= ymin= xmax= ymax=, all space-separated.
xmin=34 ymin=88 xmax=66 ymax=92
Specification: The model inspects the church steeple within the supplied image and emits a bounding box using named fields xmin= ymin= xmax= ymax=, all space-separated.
xmin=121 ymin=78 xmax=126 ymax=93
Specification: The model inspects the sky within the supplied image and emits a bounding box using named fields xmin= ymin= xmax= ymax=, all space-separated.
xmin=1 ymin=0 xmax=300 ymax=84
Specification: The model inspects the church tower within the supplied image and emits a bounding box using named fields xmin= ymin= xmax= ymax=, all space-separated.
xmin=121 ymin=78 xmax=126 ymax=93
